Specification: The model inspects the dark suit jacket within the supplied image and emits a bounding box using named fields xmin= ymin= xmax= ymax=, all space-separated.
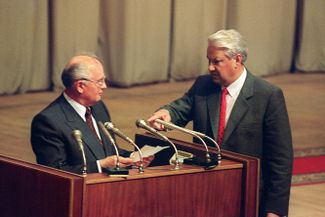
xmin=163 ymin=71 xmax=293 ymax=216
xmin=31 ymin=94 xmax=131 ymax=174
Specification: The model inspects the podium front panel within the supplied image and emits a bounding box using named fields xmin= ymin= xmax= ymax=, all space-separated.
xmin=84 ymin=166 xmax=243 ymax=217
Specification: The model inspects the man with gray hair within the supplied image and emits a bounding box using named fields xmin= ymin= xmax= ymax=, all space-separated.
xmin=148 ymin=29 xmax=293 ymax=217
xmin=31 ymin=55 xmax=134 ymax=174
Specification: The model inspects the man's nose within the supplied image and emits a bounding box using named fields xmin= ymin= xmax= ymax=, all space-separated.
xmin=101 ymin=82 xmax=107 ymax=89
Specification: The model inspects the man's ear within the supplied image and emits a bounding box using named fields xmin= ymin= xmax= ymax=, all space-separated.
xmin=75 ymin=80 xmax=85 ymax=94
xmin=233 ymin=54 xmax=243 ymax=69
xmin=235 ymin=53 xmax=243 ymax=64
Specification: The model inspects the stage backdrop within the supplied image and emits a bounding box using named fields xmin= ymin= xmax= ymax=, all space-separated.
xmin=0 ymin=0 xmax=324 ymax=94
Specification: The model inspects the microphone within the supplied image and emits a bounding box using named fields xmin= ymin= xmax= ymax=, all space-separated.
xmin=104 ymin=122 xmax=144 ymax=173
xmin=136 ymin=119 xmax=180 ymax=170
xmin=155 ymin=119 xmax=220 ymax=168
xmin=98 ymin=121 xmax=129 ymax=176
xmin=185 ymin=129 xmax=222 ymax=164
xmin=155 ymin=119 xmax=211 ymax=160
xmin=71 ymin=130 xmax=87 ymax=175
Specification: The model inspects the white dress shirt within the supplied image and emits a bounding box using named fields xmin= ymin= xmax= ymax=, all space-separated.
xmin=224 ymin=67 xmax=247 ymax=125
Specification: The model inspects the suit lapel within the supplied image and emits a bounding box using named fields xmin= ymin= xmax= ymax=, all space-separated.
xmin=90 ymin=106 xmax=114 ymax=156
xmin=58 ymin=95 xmax=106 ymax=160
xmin=222 ymin=95 xmax=249 ymax=144
xmin=222 ymin=71 xmax=255 ymax=145
xmin=207 ymin=86 xmax=221 ymax=140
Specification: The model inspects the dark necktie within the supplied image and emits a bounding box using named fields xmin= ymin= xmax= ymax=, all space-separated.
xmin=217 ymin=88 xmax=228 ymax=145
xmin=85 ymin=107 xmax=103 ymax=146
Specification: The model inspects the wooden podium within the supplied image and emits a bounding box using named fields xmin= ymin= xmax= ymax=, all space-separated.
xmin=0 ymin=133 xmax=259 ymax=217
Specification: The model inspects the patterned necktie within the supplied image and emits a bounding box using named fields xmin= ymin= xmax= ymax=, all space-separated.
xmin=85 ymin=107 xmax=103 ymax=146
xmin=217 ymin=88 xmax=228 ymax=145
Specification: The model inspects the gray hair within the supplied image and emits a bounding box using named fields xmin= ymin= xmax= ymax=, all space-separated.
xmin=208 ymin=29 xmax=248 ymax=63
xmin=61 ymin=53 xmax=100 ymax=88
xmin=61 ymin=63 xmax=90 ymax=88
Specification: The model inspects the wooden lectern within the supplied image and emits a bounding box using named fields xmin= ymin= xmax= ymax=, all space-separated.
xmin=0 ymin=133 xmax=259 ymax=217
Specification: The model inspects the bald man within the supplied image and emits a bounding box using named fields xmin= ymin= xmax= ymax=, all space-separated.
xmin=31 ymin=55 xmax=133 ymax=174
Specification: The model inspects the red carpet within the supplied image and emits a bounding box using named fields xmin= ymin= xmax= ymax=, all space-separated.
xmin=293 ymin=155 xmax=325 ymax=174
xmin=292 ymin=147 xmax=325 ymax=186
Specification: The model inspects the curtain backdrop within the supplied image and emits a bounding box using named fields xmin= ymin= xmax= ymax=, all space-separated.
xmin=0 ymin=0 xmax=49 ymax=94
xmin=227 ymin=0 xmax=297 ymax=76
xmin=0 ymin=0 xmax=324 ymax=94
xmin=295 ymin=0 xmax=325 ymax=71
xmin=50 ymin=0 xmax=100 ymax=89
xmin=170 ymin=0 xmax=228 ymax=80
xmin=98 ymin=0 xmax=171 ymax=86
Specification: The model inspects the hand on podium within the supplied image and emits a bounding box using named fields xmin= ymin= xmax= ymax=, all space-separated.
xmin=266 ymin=213 xmax=280 ymax=217
xmin=133 ymin=155 xmax=155 ymax=168
xmin=99 ymin=155 xmax=133 ymax=169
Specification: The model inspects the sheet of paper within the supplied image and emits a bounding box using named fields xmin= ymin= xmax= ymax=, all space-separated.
xmin=169 ymin=150 xmax=194 ymax=164
xmin=131 ymin=145 xmax=169 ymax=162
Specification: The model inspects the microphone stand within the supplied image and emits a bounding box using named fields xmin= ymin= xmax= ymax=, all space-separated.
xmin=186 ymin=130 xmax=222 ymax=164
xmin=155 ymin=119 xmax=220 ymax=169
xmin=104 ymin=122 xmax=144 ymax=174
xmin=98 ymin=122 xmax=129 ymax=176
xmin=136 ymin=119 xmax=180 ymax=170
xmin=71 ymin=130 xmax=87 ymax=175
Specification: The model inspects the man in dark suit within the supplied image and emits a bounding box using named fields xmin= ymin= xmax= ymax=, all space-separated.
xmin=31 ymin=55 xmax=134 ymax=174
xmin=148 ymin=29 xmax=293 ymax=217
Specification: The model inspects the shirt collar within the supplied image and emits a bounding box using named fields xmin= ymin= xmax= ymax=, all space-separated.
xmin=63 ymin=92 xmax=87 ymax=120
xmin=225 ymin=67 xmax=247 ymax=97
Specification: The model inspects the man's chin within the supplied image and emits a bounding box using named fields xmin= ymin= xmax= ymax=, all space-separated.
xmin=92 ymin=97 xmax=102 ymax=104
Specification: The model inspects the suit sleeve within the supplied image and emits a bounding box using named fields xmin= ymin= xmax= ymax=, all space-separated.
xmin=262 ymin=88 xmax=293 ymax=216
xmin=161 ymin=79 xmax=200 ymax=127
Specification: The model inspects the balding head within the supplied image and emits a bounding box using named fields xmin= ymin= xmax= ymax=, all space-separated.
xmin=61 ymin=55 xmax=102 ymax=88
xmin=62 ymin=54 xmax=107 ymax=106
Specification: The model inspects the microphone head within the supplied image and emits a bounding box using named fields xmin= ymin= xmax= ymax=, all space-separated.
xmin=136 ymin=119 xmax=159 ymax=135
xmin=72 ymin=130 xmax=82 ymax=141
xmin=135 ymin=119 xmax=147 ymax=128
xmin=104 ymin=122 xmax=115 ymax=130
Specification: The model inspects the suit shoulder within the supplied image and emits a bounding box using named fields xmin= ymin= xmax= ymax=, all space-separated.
xmin=32 ymin=96 xmax=64 ymax=121
xmin=188 ymin=74 xmax=217 ymax=94
xmin=195 ymin=74 xmax=215 ymax=85
xmin=250 ymin=73 xmax=282 ymax=94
